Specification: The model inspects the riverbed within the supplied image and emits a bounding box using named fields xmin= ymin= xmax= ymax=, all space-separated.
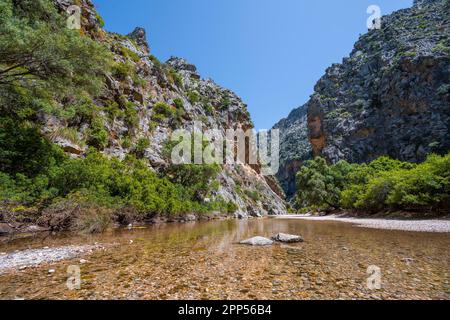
xmin=0 ymin=218 xmax=449 ymax=300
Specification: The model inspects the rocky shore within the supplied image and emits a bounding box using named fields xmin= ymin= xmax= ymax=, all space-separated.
xmin=277 ymin=214 xmax=450 ymax=233
xmin=0 ymin=244 xmax=108 ymax=274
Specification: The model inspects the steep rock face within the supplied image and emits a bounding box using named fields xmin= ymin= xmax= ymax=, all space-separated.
xmin=273 ymin=106 xmax=312 ymax=198
xmin=308 ymin=0 xmax=449 ymax=164
xmin=47 ymin=0 xmax=286 ymax=217
xmin=274 ymin=0 xmax=449 ymax=196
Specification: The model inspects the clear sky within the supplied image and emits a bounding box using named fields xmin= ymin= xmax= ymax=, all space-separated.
xmin=93 ymin=0 xmax=413 ymax=129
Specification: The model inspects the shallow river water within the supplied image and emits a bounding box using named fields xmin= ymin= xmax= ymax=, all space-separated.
xmin=0 ymin=217 xmax=449 ymax=300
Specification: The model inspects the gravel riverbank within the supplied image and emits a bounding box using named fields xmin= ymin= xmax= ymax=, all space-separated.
xmin=276 ymin=215 xmax=450 ymax=233
xmin=0 ymin=244 xmax=106 ymax=274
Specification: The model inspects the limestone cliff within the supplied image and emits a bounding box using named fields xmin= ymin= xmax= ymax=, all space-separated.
xmin=274 ymin=0 xmax=449 ymax=197
xmin=47 ymin=0 xmax=287 ymax=217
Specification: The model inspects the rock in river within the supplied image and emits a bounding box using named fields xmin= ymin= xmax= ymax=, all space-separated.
xmin=240 ymin=236 xmax=274 ymax=246
xmin=272 ymin=233 xmax=304 ymax=243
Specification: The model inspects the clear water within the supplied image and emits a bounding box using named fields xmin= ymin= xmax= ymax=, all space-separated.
xmin=0 ymin=218 xmax=449 ymax=300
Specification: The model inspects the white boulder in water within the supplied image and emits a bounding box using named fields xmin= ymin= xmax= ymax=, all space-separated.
xmin=240 ymin=236 xmax=273 ymax=246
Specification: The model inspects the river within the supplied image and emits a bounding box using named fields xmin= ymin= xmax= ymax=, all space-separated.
xmin=0 ymin=217 xmax=449 ymax=300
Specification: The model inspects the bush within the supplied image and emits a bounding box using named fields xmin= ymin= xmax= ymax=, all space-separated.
xmin=86 ymin=118 xmax=108 ymax=150
xmin=124 ymin=102 xmax=139 ymax=128
xmin=119 ymin=45 xmax=141 ymax=63
xmin=187 ymin=91 xmax=200 ymax=104
xmin=167 ymin=68 xmax=183 ymax=88
xmin=0 ymin=0 xmax=112 ymax=100
xmin=134 ymin=137 xmax=150 ymax=158
xmin=1 ymin=145 xmax=232 ymax=224
xmin=112 ymin=61 xmax=135 ymax=81
xmin=295 ymin=157 xmax=347 ymax=208
xmin=153 ymin=102 xmax=175 ymax=118
xmin=296 ymin=154 xmax=450 ymax=214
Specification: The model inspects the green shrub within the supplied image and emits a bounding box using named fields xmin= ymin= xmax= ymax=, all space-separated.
xmin=204 ymin=104 xmax=214 ymax=115
xmin=187 ymin=91 xmax=200 ymax=104
xmin=149 ymin=55 xmax=162 ymax=69
xmin=0 ymin=0 xmax=112 ymax=102
xmin=112 ymin=61 xmax=135 ymax=80
xmin=152 ymin=102 xmax=176 ymax=122
xmin=0 ymin=144 xmax=231 ymax=219
xmin=134 ymin=137 xmax=150 ymax=158
xmin=86 ymin=118 xmax=108 ymax=150
xmin=226 ymin=201 xmax=238 ymax=214
xmin=167 ymin=68 xmax=183 ymax=88
xmin=173 ymin=98 xmax=184 ymax=109
xmin=432 ymin=42 xmax=450 ymax=54
xmin=0 ymin=117 xmax=65 ymax=177
xmin=295 ymin=157 xmax=349 ymax=208
xmin=95 ymin=12 xmax=105 ymax=28
xmin=244 ymin=189 xmax=261 ymax=202
xmin=437 ymin=84 xmax=450 ymax=96
xmin=296 ymin=154 xmax=450 ymax=214
xmin=119 ymin=45 xmax=141 ymax=63
xmin=124 ymin=102 xmax=139 ymax=128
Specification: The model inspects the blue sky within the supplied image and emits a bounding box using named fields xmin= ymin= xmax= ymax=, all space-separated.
xmin=93 ymin=0 xmax=412 ymax=129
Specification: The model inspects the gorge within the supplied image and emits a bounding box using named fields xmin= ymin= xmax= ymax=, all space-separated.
xmin=0 ymin=0 xmax=449 ymax=302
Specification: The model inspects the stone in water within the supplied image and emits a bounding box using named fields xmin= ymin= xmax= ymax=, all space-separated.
xmin=240 ymin=236 xmax=273 ymax=246
xmin=272 ymin=233 xmax=304 ymax=243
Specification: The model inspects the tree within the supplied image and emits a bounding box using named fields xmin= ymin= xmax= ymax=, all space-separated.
xmin=0 ymin=0 xmax=112 ymax=115
xmin=295 ymin=157 xmax=343 ymax=209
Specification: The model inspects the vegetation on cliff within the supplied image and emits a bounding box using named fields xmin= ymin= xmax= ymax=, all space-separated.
xmin=0 ymin=0 xmax=244 ymax=232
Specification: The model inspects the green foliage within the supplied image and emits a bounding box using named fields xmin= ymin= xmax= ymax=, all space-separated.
xmin=0 ymin=147 xmax=230 ymax=217
xmin=86 ymin=118 xmax=108 ymax=150
xmin=221 ymin=95 xmax=232 ymax=109
xmin=167 ymin=68 xmax=183 ymax=88
xmin=49 ymin=127 xmax=84 ymax=146
xmin=124 ymin=102 xmax=139 ymax=128
xmin=173 ymin=98 xmax=184 ymax=109
xmin=204 ymin=104 xmax=214 ymax=115
xmin=112 ymin=61 xmax=134 ymax=81
xmin=244 ymin=190 xmax=261 ymax=202
xmin=152 ymin=102 xmax=181 ymax=126
xmin=163 ymin=135 xmax=221 ymax=199
xmin=134 ymin=137 xmax=150 ymax=158
xmin=187 ymin=91 xmax=200 ymax=104
xmin=0 ymin=117 xmax=64 ymax=177
xmin=149 ymin=55 xmax=162 ymax=69
xmin=118 ymin=45 xmax=141 ymax=63
xmin=153 ymin=102 xmax=175 ymax=117
xmin=437 ymin=84 xmax=450 ymax=96
xmin=226 ymin=201 xmax=238 ymax=214
xmin=432 ymin=41 xmax=450 ymax=55
xmin=0 ymin=0 xmax=112 ymax=100
xmin=295 ymin=157 xmax=350 ymax=208
xmin=95 ymin=13 xmax=105 ymax=28
xmin=296 ymin=155 xmax=450 ymax=214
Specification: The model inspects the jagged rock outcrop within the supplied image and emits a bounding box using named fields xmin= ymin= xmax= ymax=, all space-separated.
xmin=274 ymin=0 xmax=449 ymax=197
xmin=47 ymin=0 xmax=286 ymax=217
